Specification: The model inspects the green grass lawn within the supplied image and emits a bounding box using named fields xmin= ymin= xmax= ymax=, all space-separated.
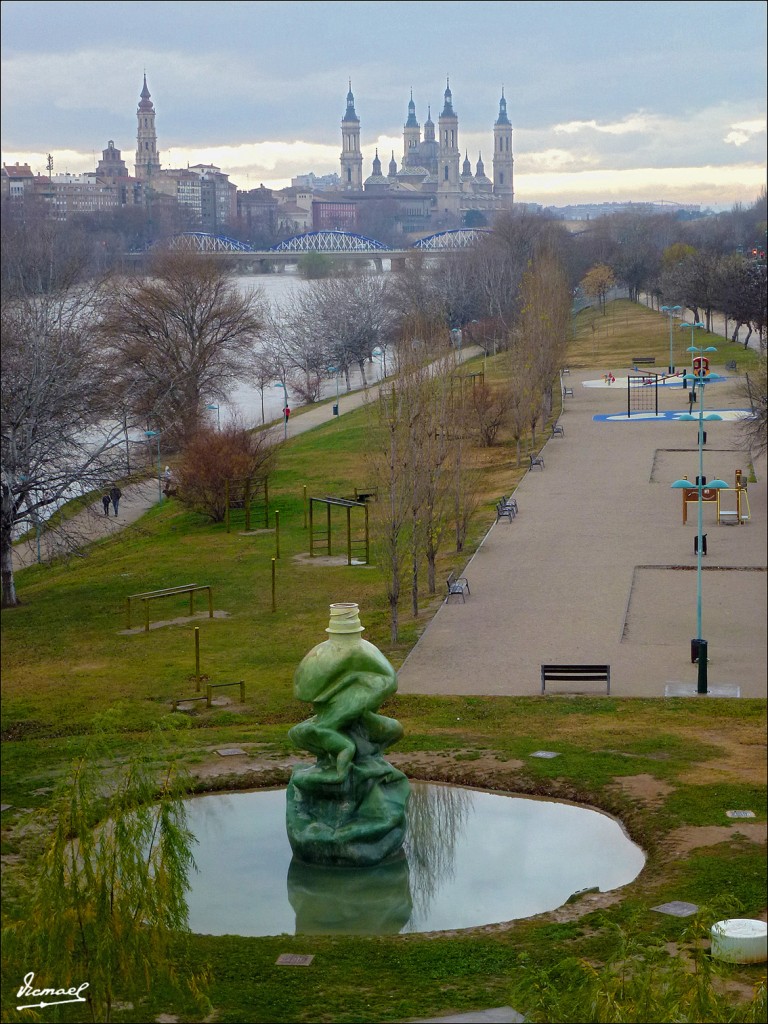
xmin=1 ymin=301 xmax=765 ymax=1023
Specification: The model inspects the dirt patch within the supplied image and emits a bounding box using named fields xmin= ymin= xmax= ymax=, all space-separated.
xmin=607 ymin=773 xmax=674 ymax=807
xmin=292 ymin=552 xmax=371 ymax=567
xmin=666 ymin=823 xmax=767 ymax=856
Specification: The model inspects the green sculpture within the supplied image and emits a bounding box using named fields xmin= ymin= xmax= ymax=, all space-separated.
xmin=286 ymin=603 xmax=410 ymax=867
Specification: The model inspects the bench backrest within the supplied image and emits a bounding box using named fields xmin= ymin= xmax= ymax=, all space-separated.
xmin=541 ymin=664 xmax=611 ymax=694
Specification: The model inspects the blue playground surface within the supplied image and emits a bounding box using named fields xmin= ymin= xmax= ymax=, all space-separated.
xmin=594 ymin=409 xmax=752 ymax=423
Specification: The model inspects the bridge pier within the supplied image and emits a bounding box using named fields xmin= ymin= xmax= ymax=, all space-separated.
xmin=390 ymin=256 xmax=407 ymax=272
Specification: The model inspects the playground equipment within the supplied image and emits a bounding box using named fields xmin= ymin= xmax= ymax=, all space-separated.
xmin=309 ymin=496 xmax=370 ymax=565
xmin=627 ymin=373 xmax=660 ymax=417
xmin=717 ymin=468 xmax=751 ymax=525
xmin=679 ymin=477 xmax=719 ymax=525
xmin=225 ymin=475 xmax=270 ymax=533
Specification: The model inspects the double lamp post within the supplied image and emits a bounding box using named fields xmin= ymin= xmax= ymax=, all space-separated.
xmin=670 ymin=341 xmax=728 ymax=694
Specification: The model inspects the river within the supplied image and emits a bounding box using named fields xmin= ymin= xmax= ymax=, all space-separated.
xmin=222 ymin=269 xmax=388 ymax=428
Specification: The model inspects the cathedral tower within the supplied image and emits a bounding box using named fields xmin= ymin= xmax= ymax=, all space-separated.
xmin=135 ymin=74 xmax=161 ymax=181
xmin=403 ymin=90 xmax=420 ymax=165
xmin=437 ymin=79 xmax=461 ymax=217
xmin=340 ymin=81 xmax=363 ymax=190
xmin=492 ymin=88 xmax=514 ymax=206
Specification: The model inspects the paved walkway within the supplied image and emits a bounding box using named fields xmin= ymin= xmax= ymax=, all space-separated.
xmin=398 ymin=368 xmax=767 ymax=698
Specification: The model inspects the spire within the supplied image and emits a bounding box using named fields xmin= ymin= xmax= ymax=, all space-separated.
xmin=462 ymin=150 xmax=472 ymax=177
xmin=343 ymin=79 xmax=359 ymax=123
xmin=138 ymin=73 xmax=154 ymax=112
xmin=405 ymin=89 xmax=419 ymax=128
xmin=441 ymin=77 xmax=455 ymax=117
xmin=389 ymin=151 xmax=398 ymax=176
xmin=372 ymin=148 xmax=381 ymax=175
xmin=495 ymin=86 xmax=511 ymax=126
xmin=476 ymin=152 xmax=486 ymax=175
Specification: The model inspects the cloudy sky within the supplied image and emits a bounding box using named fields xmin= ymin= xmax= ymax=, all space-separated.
xmin=2 ymin=0 xmax=765 ymax=209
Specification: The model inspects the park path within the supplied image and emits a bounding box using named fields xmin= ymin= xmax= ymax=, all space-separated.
xmin=397 ymin=368 xmax=767 ymax=698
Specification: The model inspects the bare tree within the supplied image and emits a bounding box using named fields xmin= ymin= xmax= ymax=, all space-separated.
xmin=738 ymin=355 xmax=768 ymax=457
xmin=99 ymin=251 xmax=265 ymax=446
xmin=175 ymin=420 xmax=278 ymax=522
xmin=1 ymin=283 xmax=124 ymax=606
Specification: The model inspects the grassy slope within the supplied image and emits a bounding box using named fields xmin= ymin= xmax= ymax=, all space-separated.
xmin=1 ymin=300 xmax=765 ymax=1023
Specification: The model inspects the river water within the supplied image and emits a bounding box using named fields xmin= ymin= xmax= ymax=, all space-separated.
xmin=223 ymin=269 xmax=387 ymax=428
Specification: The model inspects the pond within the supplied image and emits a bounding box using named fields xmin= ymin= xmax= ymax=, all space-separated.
xmin=182 ymin=783 xmax=645 ymax=936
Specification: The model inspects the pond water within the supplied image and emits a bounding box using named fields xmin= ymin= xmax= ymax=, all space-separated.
xmin=182 ymin=783 xmax=645 ymax=936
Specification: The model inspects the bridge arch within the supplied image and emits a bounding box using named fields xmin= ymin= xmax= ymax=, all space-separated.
xmin=165 ymin=232 xmax=255 ymax=253
xmin=412 ymin=228 xmax=491 ymax=251
xmin=269 ymin=230 xmax=392 ymax=253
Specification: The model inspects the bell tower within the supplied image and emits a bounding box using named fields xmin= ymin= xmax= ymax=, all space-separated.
xmin=493 ymin=87 xmax=514 ymax=206
xmin=340 ymin=81 xmax=363 ymax=190
xmin=135 ymin=74 xmax=161 ymax=181
xmin=437 ymin=79 xmax=461 ymax=217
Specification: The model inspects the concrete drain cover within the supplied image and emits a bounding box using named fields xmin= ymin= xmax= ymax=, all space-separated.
xmin=726 ymin=810 xmax=755 ymax=819
xmin=276 ymin=954 xmax=314 ymax=966
xmin=216 ymin=748 xmax=247 ymax=757
xmin=530 ymin=750 xmax=560 ymax=759
xmin=651 ymin=901 xmax=699 ymax=917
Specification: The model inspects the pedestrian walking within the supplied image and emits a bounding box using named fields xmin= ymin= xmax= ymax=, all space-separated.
xmin=101 ymin=493 xmax=111 ymax=516
xmin=110 ymin=485 xmax=122 ymax=517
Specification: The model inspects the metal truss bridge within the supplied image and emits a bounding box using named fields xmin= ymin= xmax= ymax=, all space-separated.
xmin=151 ymin=228 xmax=488 ymax=257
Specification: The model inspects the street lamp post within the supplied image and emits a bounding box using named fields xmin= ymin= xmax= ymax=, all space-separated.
xmin=144 ymin=430 xmax=162 ymax=504
xmin=273 ymin=382 xmax=289 ymax=439
xmin=679 ymin=321 xmax=705 ymax=389
xmin=670 ymin=343 xmax=727 ymax=694
xmin=206 ymin=403 xmax=220 ymax=430
xmin=661 ymin=304 xmax=681 ymax=374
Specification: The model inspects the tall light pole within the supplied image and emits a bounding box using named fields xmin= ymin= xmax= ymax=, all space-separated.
xmin=679 ymin=321 xmax=705 ymax=390
xmin=670 ymin=343 xmax=728 ymax=693
xmin=273 ymin=382 xmax=288 ymax=439
xmin=144 ymin=430 xmax=162 ymax=504
xmin=661 ymin=304 xmax=681 ymax=374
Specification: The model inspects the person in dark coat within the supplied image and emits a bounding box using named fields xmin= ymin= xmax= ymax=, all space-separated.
xmin=110 ymin=486 xmax=122 ymax=517
xmin=102 ymin=493 xmax=111 ymax=515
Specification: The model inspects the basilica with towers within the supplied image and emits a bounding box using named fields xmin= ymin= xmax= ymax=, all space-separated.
xmin=341 ymin=80 xmax=514 ymax=222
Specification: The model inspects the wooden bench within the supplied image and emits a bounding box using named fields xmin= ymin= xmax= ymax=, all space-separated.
xmin=541 ymin=664 xmax=611 ymax=695
xmin=551 ymin=422 xmax=565 ymax=437
xmin=562 ymin=385 xmax=574 ymax=397
xmin=446 ymin=570 xmax=470 ymax=603
xmin=530 ymin=453 xmax=545 ymax=470
xmin=127 ymin=584 xmax=213 ymax=631
xmin=632 ymin=356 xmax=655 ymax=366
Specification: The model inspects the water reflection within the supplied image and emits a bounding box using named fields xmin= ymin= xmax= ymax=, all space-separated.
xmin=404 ymin=782 xmax=472 ymax=921
xmin=181 ymin=784 xmax=645 ymax=937
xmin=287 ymin=855 xmax=412 ymax=934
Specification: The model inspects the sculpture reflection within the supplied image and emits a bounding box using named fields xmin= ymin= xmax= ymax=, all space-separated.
xmin=287 ymin=855 xmax=412 ymax=934
xmin=286 ymin=604 xmax=411 ymax=866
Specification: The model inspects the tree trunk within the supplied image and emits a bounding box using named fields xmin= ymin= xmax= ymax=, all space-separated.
xmin=1 ymin=527 xmax=18 ymax=607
